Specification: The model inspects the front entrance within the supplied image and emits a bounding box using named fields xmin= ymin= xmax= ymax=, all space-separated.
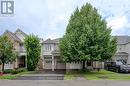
xmin=18 ymin=56 xmax=26 ymax=68
xmin=44 ymin=56 xmax=52 ymax=69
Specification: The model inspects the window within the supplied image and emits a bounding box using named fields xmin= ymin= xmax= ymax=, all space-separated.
xmin=46 ymin=60 xmax=52 ymax=63
xmin=20 ymin=44 xmax=24 ymax=51
xmin=57 ymin=60 xmax=64 ymax=63
xmin=45 ymin=44 xmax=52 ymax=51
xmin=44 ymin=57 xmax=52 ymax=59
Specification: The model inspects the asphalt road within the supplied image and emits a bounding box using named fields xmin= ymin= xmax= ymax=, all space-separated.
xmin=0 ymin=80 xmax=130 ymax=86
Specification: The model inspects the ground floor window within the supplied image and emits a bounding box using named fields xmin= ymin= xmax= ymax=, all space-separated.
xmin=46 ymin=60 xmax=52 ymax=63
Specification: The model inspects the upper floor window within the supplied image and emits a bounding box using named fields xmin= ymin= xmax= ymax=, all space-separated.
xmin=19 ymin=44 xmax=23 ymax=51
xmin=54 ymin=44 xmax=59 ymax=50
xmin=45 ymin=45 xmax=52 ymax=51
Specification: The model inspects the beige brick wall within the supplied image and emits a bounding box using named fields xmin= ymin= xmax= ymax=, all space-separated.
xmin=4 ymin=33 xmax=20 ymax=69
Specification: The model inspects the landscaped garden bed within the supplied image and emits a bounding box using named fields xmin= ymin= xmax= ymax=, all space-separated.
xmin=0 ymin=68 xmax=35 ymax=80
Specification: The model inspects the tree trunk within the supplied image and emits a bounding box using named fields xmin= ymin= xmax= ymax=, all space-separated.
xmin=82 ymin=61 xmax=86 ymax=70
xmin=2 ymin=62 xmax=4 ymax=73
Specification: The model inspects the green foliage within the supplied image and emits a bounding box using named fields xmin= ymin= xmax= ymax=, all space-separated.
xmin=0 ymin=75 xmax=16 ymax=79
xmin=60 ymin=3 xmax=117 ymax=65
xmin=16 ymin=68 xmax=27 ymax=72
xmin=4 ymin=69 xmax=13 ymax=74
xmin=0 ymin=35 xmax=17 ymax=72
xmin=24 ymin=34 xmax=41 ymax=71
xmin=12 ymin=68 xmax=27 ymax=74
xmin=3 ymin=68 xmax=27 ymax=74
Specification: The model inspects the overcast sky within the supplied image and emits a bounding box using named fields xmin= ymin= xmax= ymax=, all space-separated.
xmin=0 ymin=0 xmax=130 ymax=39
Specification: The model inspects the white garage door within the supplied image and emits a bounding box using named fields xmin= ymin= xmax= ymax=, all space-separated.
xmin=55 ymin=59 xmax=66 ymax=69
xmin=44 ymin=60 xmax=52 ymax=69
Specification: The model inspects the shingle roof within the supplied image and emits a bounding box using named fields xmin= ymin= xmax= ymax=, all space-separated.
xmin=115 ymin=36 xmax=130 ymax=44
xmin=44 ymin=36 xmax=130 ymax=45
xmin=15 ymin=29 xmax=28 ymax=36
xmin=44 ymin=38 xmax=60 ymax=44
xmin=51 ymin=50 xmax=60 ymax=54
xmin=4 ymin=30 xmax=22 ymax=43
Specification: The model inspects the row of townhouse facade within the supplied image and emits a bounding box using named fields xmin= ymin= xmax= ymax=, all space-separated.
xmin=1 ymin=29 xmax=130 ymax=71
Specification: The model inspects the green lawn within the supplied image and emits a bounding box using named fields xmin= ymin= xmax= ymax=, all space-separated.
xmin=85 ymin=70 xmax=130 ymax=80
xmin=0 ymin=71 xmax=35 ymax=80
xmin=64 ymin=70 xmax=85 ymax=80
xmin=64 ymin=69 xmax=130 ymax=80
xmin=0 ymin=74 xmax=17 ymax=79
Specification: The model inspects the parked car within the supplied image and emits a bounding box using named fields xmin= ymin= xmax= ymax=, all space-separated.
xmin=104 ymin=61 xmax=130 ymax=73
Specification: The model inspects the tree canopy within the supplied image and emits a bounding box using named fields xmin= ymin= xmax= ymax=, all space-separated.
xmin=59 ymin=3 xmax=117 ymax=69
xmin=0 ymin=35 xmax=17 ymax=72
xmin=24 ymin=34 xmax=41 ymax=71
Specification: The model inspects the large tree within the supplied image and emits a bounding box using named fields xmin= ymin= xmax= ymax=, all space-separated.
xmin=24 ymin=34 xmax=41 ymax=71
xmin=0 ymin=36 xmax=17 ymax=73
xmin=59 ymin=3 xmax=117 ymax=69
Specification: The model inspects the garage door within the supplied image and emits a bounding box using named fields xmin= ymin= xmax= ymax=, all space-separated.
xmin=44 ymin=60 xmax=52 ymax=69
xmin=56 ymin=60 xmax=66 ymax=69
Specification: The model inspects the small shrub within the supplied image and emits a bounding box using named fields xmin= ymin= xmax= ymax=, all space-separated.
xmin=3 ymin=68 xmax=27 ymax=74
xmin=17 ymin=68 xmax=27 ymax=72
xmin=12 ymin=70 xmax=18 ymax=74
xmin=12 ymin=68 xmax=27 ymax=74
xmin=4 ymin=69 xmax=13 ymax=74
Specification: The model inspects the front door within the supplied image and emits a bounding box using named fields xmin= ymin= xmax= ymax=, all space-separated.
xmin=44 ymin=56 xmax=52 ymax=69
xmin=18 ymin=56 xmax=26 ymax=68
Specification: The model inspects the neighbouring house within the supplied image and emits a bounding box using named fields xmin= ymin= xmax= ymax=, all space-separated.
xmin=113 ymin=36 xmax=130 ymax=64
xmin=1 ymin=29 xmax=27 ymax=69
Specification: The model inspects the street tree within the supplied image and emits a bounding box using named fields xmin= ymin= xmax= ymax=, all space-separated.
xmin=0 ymin=36 xmax=17 ymax=73
xmin=59 ymin=3 xmax=117 ymax=70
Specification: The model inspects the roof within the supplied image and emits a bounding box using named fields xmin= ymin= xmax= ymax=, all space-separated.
xmin=115 ymin=52 xmax=129 ymax=56
xmin=115 ymin=36 xmax=130 ymax=45
xmin=44 ymin=38 xmax=60 ymax=44
xmin=3 ymin=30 xmax=22 ymax=43
xmin=3 ymin=29 xmax=28 ymax=43
xmin=51 ymin=50 xmax=60 ymax=54
xmin=15 ymin=29 xmax=28 ymax=36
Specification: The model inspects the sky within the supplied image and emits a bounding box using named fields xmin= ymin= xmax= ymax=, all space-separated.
xmin=0 ymin=0 xmax=130 ymax=40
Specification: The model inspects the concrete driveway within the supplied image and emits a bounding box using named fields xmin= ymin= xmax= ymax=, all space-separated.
xmin=14 ymin=70 xmax=65 ymax=80
xmin=0 ymin=80 xmax=130 ymax=86
xmin=15 ymin=74 xmax=64 ymax=80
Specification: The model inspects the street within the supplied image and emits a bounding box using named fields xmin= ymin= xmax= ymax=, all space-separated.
xmin=0 ymin=80 xmax=130 ymax=86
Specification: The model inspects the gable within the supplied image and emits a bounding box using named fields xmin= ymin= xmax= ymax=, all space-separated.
xmin=3 ymin=30 xmax=22 ymax=43
xmin=15 ymin=29 xmax=27 ymax=42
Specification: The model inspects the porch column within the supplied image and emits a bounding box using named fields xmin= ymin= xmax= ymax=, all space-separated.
xmin=14 ymin=58 xmax=18 ymax=68
xmin=52 ymin=55 xmax=54 ymax=71
xmin=42 ymin=56 xmax=45 ymax=69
